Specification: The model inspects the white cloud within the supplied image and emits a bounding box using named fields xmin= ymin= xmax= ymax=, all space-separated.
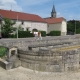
xmin=0 ymin=0 xmax=22 ymax=11
xmin=57 ymin=12 xmax=60 ymax=16
xmin=57 ymin=12 xmax=63 ymax=17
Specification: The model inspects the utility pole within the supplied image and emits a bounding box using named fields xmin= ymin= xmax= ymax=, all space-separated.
xmin=75 ymin=20 xmax=76 ymax=35
xmin=17 ymin=13 xmax=18 ymax=39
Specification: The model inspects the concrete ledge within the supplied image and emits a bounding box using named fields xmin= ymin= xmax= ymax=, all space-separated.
xmin=0 ymin=59 xmax=13 ymax=70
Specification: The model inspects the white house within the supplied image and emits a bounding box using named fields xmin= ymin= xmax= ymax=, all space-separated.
xmin=45 ymin=17 xmax=67 ymax=36
xmin=0 ymin=4 xmax=67 ymax=36
xmin=0 ymin=9 xmax=47 ymax=33
xmin=44 ymin=5 xmax=67 ymax=36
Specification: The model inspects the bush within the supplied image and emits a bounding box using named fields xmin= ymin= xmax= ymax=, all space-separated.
xmin=76 ymin=29 xmax=80 ymax=34
xmin=9 ymin=31 xmax=34 ymax=38
xmin=18 ymin=31 xmax=34 ymax=38
xmin=0 ymin=47 xmax=7 ymax=57
xmin=9 ymin=34 xmax=17 ymax=38
xmin=40 ymin=31 xmax=46 ymax=37
xmin=49 ymin=30 xmax=61 ymax=36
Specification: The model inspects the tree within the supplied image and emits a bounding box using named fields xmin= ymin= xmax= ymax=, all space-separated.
xmin=2 ymin=18 xmax=15 ymax=38
xmin=67 ymin=20 xmax=80 ymax=34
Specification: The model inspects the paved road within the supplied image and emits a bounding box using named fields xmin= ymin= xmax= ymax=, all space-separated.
xmin=0 ymin=34 xmax=79 ymax=43
xmin=0 ymin=35 xmax=72 ymax=42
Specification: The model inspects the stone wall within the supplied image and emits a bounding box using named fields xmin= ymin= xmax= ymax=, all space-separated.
xmin=1 ymin=34 xmax=80 ymax=71
xmin=18 ymin=48 xmax=80 ymax=72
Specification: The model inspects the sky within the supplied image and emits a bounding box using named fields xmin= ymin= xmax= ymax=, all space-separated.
xmin=0 ymin=0 xmax=80 ymax=20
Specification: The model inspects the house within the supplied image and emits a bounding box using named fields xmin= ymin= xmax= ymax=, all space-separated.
xmin=44 ymin=5 xmax=67 ymax=36
xmin=0 ymin=9 xmax=47 ymax=33
xmin=45 ymin=17 xmax=67 ymax=36
xmin=0 ymin=4 xmax=67 ymax=36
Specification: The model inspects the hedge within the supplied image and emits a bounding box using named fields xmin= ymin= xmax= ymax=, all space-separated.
xmin=40 ymin=31 xmax=46 ymax=37
xmin=9 ymin=31 xmax=34 ymax=38
xmin=49 ymin=30 xmax=61 ymax=36
xmin=9 ymin=34 xmax=17 ymax=38
xmin=18 ymin=31 xmax=34 ymax=38
xmin=9 ymin=31 xmax=46 ymax=38
xmin=76 ymin=29 xmax=80 ymax=34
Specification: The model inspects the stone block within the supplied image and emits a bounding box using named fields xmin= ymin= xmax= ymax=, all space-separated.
xmin=0 ymin=59 xmax=13 ymax=70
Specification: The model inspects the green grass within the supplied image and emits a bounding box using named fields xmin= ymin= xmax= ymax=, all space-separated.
xmin=0 ymin=47 xmax=7 ymax=57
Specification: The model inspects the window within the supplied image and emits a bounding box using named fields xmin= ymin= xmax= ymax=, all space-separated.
xmin=26 ymin=28 xmax=29 ymax=31
xmin=22 ymin=21 xmax=24 ymax=25
xmin=26 ymin=27 xmax=30 ymax=31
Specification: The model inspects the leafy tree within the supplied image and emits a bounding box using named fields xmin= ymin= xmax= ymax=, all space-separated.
xmin=2 ymin=18 xmax=15 ymax=38
xmin=67 ymin=20 xmax=80 ymax=34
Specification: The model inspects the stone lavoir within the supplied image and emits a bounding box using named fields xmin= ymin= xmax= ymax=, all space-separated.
xmin=0 ymin=34 xmax=80 ymax=72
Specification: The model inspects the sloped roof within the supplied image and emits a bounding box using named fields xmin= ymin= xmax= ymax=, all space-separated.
xmin=45 ymin=17 xmax=66 ymax=24
xmin=0 ymin=9 xmax=47 ymax=23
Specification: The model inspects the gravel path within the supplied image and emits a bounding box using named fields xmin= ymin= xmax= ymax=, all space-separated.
xmin=0 ymin=66 xmax=80 ymax=80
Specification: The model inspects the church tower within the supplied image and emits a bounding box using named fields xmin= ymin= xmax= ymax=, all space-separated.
xmin=51 ymin=5 xmax=56 ymax=18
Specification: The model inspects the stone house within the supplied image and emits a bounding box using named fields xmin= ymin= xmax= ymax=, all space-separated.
xmin=0 ymin=9 xmax=47 ymax=33
xmin=0 ymin=5 xmax=67 ymax=36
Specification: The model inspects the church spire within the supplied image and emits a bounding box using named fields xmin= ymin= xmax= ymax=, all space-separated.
xmin=52 ymin=5 xmax=56 ymax=13
xmin=51 ymin=4 xmax=56 ymax=18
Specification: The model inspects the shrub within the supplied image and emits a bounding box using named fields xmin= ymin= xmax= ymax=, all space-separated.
xmin=18 ymin=31 xmax=34 ymax=38
xmin=76 ymin=29 xmax=80 ymax=34
xmin=9 ymin=31 xmax=34 ymax=38
xmin=40 ymin=31 xmax=46 ymax=37
xmin=49 ymin=30 xmax=61 ymax=36
xmin=9 ymin=34 xmax=17 ymax=38
xmin=0 ymin=47 xmax=7 ymax=57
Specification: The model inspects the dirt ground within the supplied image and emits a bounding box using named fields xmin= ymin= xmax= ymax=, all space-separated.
xmin=0 ymin=66 xmax=80 ymax=80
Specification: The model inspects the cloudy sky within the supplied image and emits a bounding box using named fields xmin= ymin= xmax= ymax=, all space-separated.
xmin=0 ymin=0 xmax=80 ymax=20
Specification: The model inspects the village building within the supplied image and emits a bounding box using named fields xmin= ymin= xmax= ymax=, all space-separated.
xmin=0 ymin=5 xmax=67 ymax=36
xmin=0 ymin=9 xmax=47 ymax=33
xmin=44 ymin=5 xmax=67 ymax=36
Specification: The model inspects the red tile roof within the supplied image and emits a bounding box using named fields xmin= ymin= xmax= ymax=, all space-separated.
xmin=45 ymin=17 xmax=66 ymax=24
xmin=0 ymin=9 xmax=47 ymax=23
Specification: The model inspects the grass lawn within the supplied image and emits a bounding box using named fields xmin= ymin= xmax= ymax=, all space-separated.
xmin=0 ymin=47 xmax=7 ymax=57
